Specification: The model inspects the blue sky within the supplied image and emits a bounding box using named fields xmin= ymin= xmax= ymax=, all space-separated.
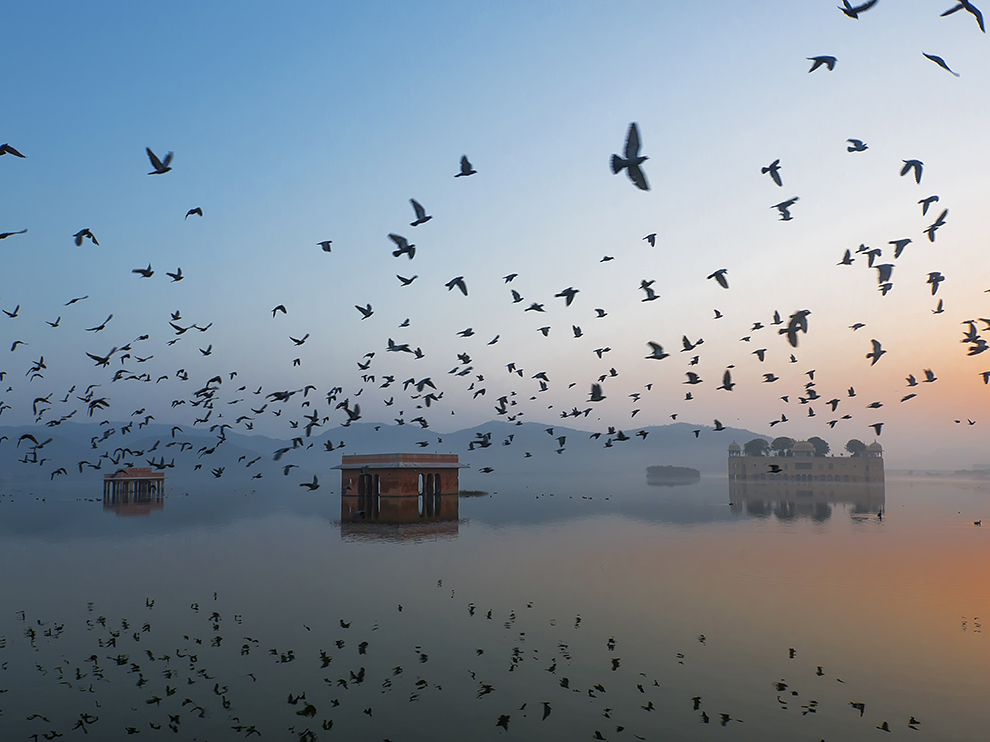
xmin=2 ymin=1 xmax=989 ymax=464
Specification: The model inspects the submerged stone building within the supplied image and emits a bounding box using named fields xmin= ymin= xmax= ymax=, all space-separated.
xmin=333 ymin=453 xmax=466 ymax=525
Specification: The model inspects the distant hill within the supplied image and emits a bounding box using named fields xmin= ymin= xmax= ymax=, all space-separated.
xmin=0 ymin=419 xmax=759 ymax=492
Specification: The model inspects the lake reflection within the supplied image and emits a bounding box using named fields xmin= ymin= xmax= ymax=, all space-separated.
xmin=729 ymin=479 xmax=885 ymax=522
xmin=0 ymin=473 xmax=986 ymax=741
xmin=340 ymin=492 xmax=460 ymax=542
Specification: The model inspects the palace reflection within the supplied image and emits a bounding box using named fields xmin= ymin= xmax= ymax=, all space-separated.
xmin=729 ymin=478 xmax=885 ymax=522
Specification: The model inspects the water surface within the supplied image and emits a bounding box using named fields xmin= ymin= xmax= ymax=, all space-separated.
xmin=1 ymin=473 xmax=986 ymax=740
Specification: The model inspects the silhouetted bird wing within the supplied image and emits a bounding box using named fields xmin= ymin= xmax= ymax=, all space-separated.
xmin=923 ymin=52 xmax=960 ymax=76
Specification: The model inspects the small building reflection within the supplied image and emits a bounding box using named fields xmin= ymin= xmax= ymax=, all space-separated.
xmin=102 ymin=467 xmax=165 ymax=517
xmin=334 ymin=453 xmax=464 ymax=541
xmin=728 ymin=479 xmax=885 ymax=522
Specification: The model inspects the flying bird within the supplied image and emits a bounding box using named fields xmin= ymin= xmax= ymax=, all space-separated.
xmin=923 ymin=52 xmax=960 ymax=76
xmin=446 ymin=276 xmax=468 ymax=296
xmin=807 ymin=56 xmax=837 ymax=72
xmin=927 ymin=271 xmax=945 ymax=295
xmin=132 ymin=263 xmax=154 ymax=278
xmin=866 ymin=339 xmax=886 ymax=366
xmin=707 ymin=269 xmax=729 ymax=289
xmin=409 ymin=198 xmax=432 ymax=226
xmin=0 ymin=143 xmax=26 ymax=157
xmin=397 ymin=274 xmax=417 ymax=285
xmin=924 ymin=209 xmax=948 ymax=242
xmin=847 ymin=139 xmax=868 ymax=152
xmin=839 ymin=0 xmax=879 ymax=19
xmin=717 ymin=369 xmax=735 ymax=391
xmin=166 ymin=267 xmax=183 ymax=282
xmin=389 ymin=233 xmax=416 ymax=259
xmin=762 ymin=159 xmax=782 ymax=186
xmin=356 ymin=304 xmax=374 ymax=319
xmin=0 ymin=228 xmax=27 ymax=240
xmin=645 ymin=342 xmax=669 ymax=360
xmin=643 ymin=233 xmax=656 ymax=246
xmin=780 ymin=310 xmax=811 ymax=347
xmin=918 ymin=195 xmax=939 ymax=216
xmin=185 ymin=207 xmax=203 ymax=219
xmin=555 ymin=287 xmax=579 ymax=306
xmin=941 ymin=1 xmax=985 ymax=32
xmin=73 ymin=228 xmax=99 ymax=246
xmin=771 ymin=197 xmax=799 ymax=220
xmin=317 ymin=240 xmax=332 ymax=252
xmin=610 ymin=122 xmax=650 ymax=191
xmin=455 ymin=155 xmax=476 ymax=177
xmin=900 ymin=159 xmax=924 ymax=183
xmin=146 ymin=147 xmax=173 ymax=174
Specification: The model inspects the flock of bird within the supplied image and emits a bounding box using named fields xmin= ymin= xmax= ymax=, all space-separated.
xmin=1 ymin=0 xmax=988 ymax=490
xmin=0 ymin=587 xmax=928 ymax=741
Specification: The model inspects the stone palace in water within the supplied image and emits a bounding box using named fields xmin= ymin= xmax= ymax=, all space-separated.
xmin=727 ymin=440 xmax=884 ymax=483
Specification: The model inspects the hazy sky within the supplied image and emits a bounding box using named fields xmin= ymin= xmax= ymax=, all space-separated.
xmin=2 ymin=1 xmax=989 ymax=464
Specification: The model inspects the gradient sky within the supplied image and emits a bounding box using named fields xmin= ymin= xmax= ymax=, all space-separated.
xmin=2 ymin=0 xmax=989 ymax=467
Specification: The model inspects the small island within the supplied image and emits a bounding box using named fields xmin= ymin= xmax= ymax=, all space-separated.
xmin=646 ymin=465 xmax=701 ymax=486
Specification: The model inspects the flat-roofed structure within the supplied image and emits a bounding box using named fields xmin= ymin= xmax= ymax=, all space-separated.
xmin=103 ymin=467 xmax=165 ymax=516
xmin=333 ymin=453 xmax=466 ymax=524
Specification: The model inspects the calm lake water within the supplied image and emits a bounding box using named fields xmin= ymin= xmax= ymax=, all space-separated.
xmin=1 ymin=472 xmax=987 ymax=741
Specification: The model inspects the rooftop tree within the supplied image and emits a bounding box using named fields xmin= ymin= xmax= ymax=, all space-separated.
xmin=845 ymin=439 xmax=867 ymax=457
xmin=771 ymin=437 xmax=795 ymax=457
xmin=808 ymin=436 xmax=830 ymax=457
xmin=743 ymin=438 xmax=770 ymax=457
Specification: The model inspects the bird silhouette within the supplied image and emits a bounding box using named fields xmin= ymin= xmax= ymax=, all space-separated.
xmin=455 ymin=155 xmax=476 ymax=177
xmin=73 ymin=228 xmax=99 ymax=246
xmin=645 ymin=342 xmax=669 ymax=360
xmin=771 ymin=197 xmax=799 ymax=220
xmin=409 ymin=198 xmax=432 ymax=226
xmin=707 ymin=269 xmax=729 ymax=288
xmin=611 ymin=122 xmax=650 ymax=190
xmin=839 ymin=0 xmax=878 ymax=19
xmin=847 ymin=139 xmax=868 ymax=152
xmin=924 ymin=209 xmax=948 ymax=242
xmin=923 ymin=52 xmax=960 ymax=76
xmin=866 ymin=339 xmax=886 ymax=365
xmin=389 ymin=233 xmax=416 ymax=259
xmin=900 ymin=159 xmax=924 ymax=183
xmin=762 ymin=159 xmax=782 ymax=186
xmin=942 ymin=1 xmax=985 ymax=32
xmin=919 ymin=195 xmax=939 ymax=215
xmin=446 ymin=276 xmax=468 ymax=296
xmin=146 ymin=147 xmax=173 ymax=174
xmin=807 ymin=55 xmax=836 ymax=72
